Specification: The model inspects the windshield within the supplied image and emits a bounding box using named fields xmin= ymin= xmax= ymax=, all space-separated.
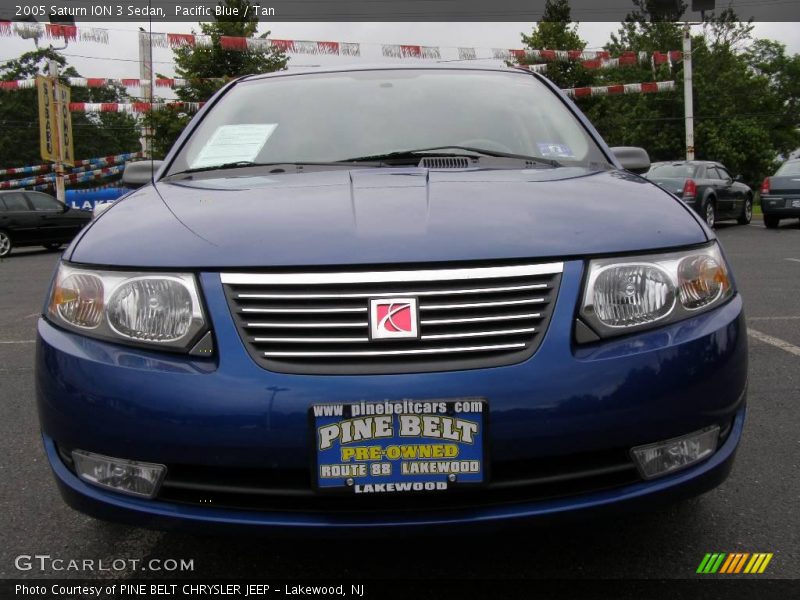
xmin=166 ymin=69 xmax=609 ymax=175
xmin=775 ymin=161 xmax=800 ymax=176
xmin=647 ymin=164 xmax=697 ymax=178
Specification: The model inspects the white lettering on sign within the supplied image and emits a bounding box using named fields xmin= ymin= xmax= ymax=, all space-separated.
xmin=318 ymin=415 xmax=479 ymax=449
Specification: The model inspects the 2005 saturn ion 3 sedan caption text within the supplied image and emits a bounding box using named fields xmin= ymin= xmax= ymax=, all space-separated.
xmin=36 ymin=66 xmax=747 ymax=532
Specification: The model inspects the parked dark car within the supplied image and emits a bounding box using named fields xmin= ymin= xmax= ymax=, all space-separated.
xmin=37 ymin=66 xmax=746 ymax=533
xmin=760 ymin=159 xmax=800 ymax=228
xmin=645 ymin=161 xmax=753 ymax=228
xmin=0 ymin=190 xmax=91 ymax=258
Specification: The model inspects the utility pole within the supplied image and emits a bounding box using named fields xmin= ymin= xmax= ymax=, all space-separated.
xmin=682 ymin=22 xmax=694 ymax=161
xmin=138 ymin=30 xmax=154 ymax=158
xmin=685 ymin=0 xmax=715 ymax=160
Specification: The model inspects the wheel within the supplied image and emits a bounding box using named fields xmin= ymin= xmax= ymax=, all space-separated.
xmin=703 ymin=199 xmax=716 ymax=229
xmin=0 ymin=230 xmax=11 ymax=258
xmin=764 ymin=214 xmax=780 ymax=229
xmin=42 ymin=242 xmax=63 ymax=251
xmin=737 ymin=195 xmax=752 ymax=225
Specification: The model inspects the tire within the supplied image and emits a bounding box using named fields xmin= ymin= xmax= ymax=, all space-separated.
xmin=702 ymin=198 xmax=716 ymax=229
xmin=764 ymin=214 xmax=780 ymax=229
xmin=0 ymin=230 xmax=12 ymax=258
xmin=737 ymin=195 xmax=752 ymax=225
xmin=43 ymin=242 xmax=63 ymax=251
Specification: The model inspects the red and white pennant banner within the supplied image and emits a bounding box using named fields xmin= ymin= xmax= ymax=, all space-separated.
xmin=68 ymin=101 xmax=206 ymax=113
xmin=515 ymin=49 xmax=682 ymax=66
xmin=148 ymin=33 xmax=362 ymax=56
xmin=1 ymin=78 xmax=205 ymax=90
xmin=0 ymin=21 xmax=682 ymax=64
xmin=381 ymin=45 xmax=441 ymax=59
xmin=581 ymin=51 xmax=683 ymax=69
xmin=563 ymin=81 xmax=676 ymax=98
xmin=0 ymin=20 xmax=108 ymax=43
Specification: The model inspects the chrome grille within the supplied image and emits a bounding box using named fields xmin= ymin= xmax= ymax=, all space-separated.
xmin=221 ymin=262 xmax=563 ymax=374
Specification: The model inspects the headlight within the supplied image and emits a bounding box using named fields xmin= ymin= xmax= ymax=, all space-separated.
xmin=48 ymin=263 xmax=208 ymax=352
xmin=579 ymin=242 xmax=733 ymax=339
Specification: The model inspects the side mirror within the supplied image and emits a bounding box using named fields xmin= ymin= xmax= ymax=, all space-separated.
xmin=735 ymin=174 xmax=743 ymax=182
xmin=610 ymin=147 xmax=651 ymax=174
xmin=121 ymin=160 xmax=164 ymax=189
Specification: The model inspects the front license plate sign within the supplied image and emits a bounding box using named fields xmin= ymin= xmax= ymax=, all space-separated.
xmin=311 ymin=399 xmax=486 ymax=494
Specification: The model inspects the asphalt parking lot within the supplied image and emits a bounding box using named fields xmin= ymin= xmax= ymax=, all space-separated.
xmin=1 ymin=219 xmax=798 ymax=582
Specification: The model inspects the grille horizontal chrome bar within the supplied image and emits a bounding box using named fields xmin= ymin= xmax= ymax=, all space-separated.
xmin=222 ymin=261 xmax=562 ymax=374
xmin=421 ymin=313 xmax=542 ymax=325
xmin=254 ymin=336 xmax=369 ymax=343
xmin=263 ymin=343 xmax=527 ymax=358
xmin=246 ymin=321 xmax=368 ymax=328
xmin=221 ymin=262 xmax=563 ymax=285
xmin=242 ymin=307 xmax=368 ymax=314
xmin=422 ymin=298 xmax=545 ymax=310
xmin=252 ymin=327 xmax=537 ymax=345
xmin=235 ymin=283 xmax=550 ymax=300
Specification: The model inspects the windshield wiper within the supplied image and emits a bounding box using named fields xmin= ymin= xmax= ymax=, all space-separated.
xmin=169 ymin=161 xmax=267 ymax=176
xmin=343 ymin=146 xmax=562 ymax=168
xmin=167 ymin=160 xmax=384 ymax=178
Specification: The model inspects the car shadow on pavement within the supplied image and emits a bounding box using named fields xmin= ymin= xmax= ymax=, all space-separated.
xmin=110 ymin=495 xmax=714 ymax=580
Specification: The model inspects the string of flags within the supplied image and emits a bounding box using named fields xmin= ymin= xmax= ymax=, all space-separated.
xmin=0 ymin=49 xmax=684 ymax=93
xmin=1 ymin=77 xmax=211 ymax=90
xmin=520 ymin=49 xmax=682 ymax=66
xmin=68 ymin=101 xmax=205 ymax=113
xmin=0 ymin=165 xmax=124 ymax=190
xmin=0 ymin=20 xmax=682 ymax=64
xmin=0 ymin=152 xmax=142 ymax=181
xmin=0 ymin=20 xmax=108 ymax=43
xmin=1 ymin=71 xmax=681 ymax=96
xmin=563 ymin=81 xmax=676 ymax=98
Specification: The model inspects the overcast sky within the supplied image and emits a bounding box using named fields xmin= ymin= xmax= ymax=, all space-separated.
xmin=1 ymin=21 xmax=798 ymax=94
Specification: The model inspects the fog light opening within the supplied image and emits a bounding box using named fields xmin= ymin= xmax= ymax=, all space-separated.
xmin=631 ymin=426 xmax=719 ymax=480
xmin=71 ymin=450 xmax=166 ymax=498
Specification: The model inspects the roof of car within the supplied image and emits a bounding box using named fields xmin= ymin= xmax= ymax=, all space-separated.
xmin=652 ymin=160 xmax=724 ymax=167
xmin=239 ymin=63 xmax=535 ymax=83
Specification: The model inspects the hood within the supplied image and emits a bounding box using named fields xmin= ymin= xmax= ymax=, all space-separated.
xmin=68 ymin=167 xmax=707 ymax=269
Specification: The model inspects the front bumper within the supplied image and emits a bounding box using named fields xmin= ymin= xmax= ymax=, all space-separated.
xmin=36 ymin=261 xmax=748 ymax=531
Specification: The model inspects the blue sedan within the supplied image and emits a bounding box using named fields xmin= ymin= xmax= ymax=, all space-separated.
xmin=36 ymin=66 xmax=747 ymax=532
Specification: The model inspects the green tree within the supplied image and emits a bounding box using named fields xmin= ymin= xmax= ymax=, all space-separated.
xmin=519 ymin=0 xmax=593 ymax=89
xmin=585 ymin=3 xmax=799 ymax=185
xmin=145 ymin=0 xmax=288 ymax=157
xmin=688 ymin=16 xmax=795 ymax=184
xmin=744 ymin=39 xmax=800 ymax=160
xmin=0 ymin=48 xmax=140 ymax=170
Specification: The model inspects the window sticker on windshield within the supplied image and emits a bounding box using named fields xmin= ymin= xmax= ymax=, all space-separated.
xmin=538 ymin=143 xmax=575 ymax=159
xmin=191 ymin=124 xmax=277 ymax=168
